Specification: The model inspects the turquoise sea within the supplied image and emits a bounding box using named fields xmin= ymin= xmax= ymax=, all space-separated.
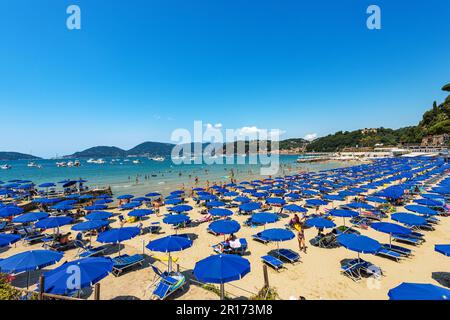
xmin=0 ymin=156 xmax=354 ymax=196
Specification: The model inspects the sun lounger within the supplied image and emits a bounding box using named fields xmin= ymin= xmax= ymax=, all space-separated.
xmin=392 ymin=234 xmax=424 ymax=246
xmin=212 ymin=238 xmax=248 ymax=255
xmin=252 ymin=233 xmax=270 ymax=244
xmin=112 ymin=254 xmax=145 ymax=276
xmin=376 ymin=247 xmax=402 ymax=261
xmin=273 ymin=248 xmax=300 ymax=263
xmin=341 ymin=259 xmax=366 ymax=281
xmin=261 ymin=255 xmax=284 ymax=271
xmin=74 ymin=240 xmax=108 ymax=258
xmin=149 ymin=263 xmax=185 ymax=300
xmin=382 ymin=243 xmax=412 ymax=257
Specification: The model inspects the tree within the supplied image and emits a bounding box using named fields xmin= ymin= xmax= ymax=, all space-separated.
xmin=442 ymin=83 xmax=450 ymax=92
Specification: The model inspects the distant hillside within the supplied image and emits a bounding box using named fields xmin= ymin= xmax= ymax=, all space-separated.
xmin=306 ymin=84 xmax=450 ymax=152
xmin=0 ymin=152 xmax=41 ymax=161
xmin=68 ymin=146 xmax=127 ymax=158
xmin=127 ymin=141 xmax=175 ymax=156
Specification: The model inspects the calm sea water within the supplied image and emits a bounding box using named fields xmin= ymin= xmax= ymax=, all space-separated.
xmin=0 ymin=156 xmax=354 ymax=196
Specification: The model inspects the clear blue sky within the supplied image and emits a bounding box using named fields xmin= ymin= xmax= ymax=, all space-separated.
xmin=1 ymin=0 xmax=449 ymax=158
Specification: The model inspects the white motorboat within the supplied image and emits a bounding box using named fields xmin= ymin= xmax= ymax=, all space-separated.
xmin=0 ymin=164 xmax=11 ymax=170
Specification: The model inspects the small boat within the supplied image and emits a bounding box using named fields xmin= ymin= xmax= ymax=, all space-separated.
xmin=27 ymin=161 xmax=42 ymax=169
xmin=56 ymin=162 xmax=67 ymax=167
xmin=0 ymin=164 xmax=11 ymax=170
xmin=150 ymin=156 xmax=165 ymax=162
xmin=87 ymin=158 xmax=95 ymax=163
xmin=132 ymin=159 xmax=141 ymax=164
xmin=89 ymin=159 xmax=106 ymax=164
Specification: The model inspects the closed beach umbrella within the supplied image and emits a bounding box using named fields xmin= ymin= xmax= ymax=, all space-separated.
xmin=194 ymin=254 xmax=250 ymax=299
xmin=42 ymin=257 xmax=113 ymax=295
xmin=12 ymin=211 xmax=49 ymax=224
xmin=208 ymin=220 xmax=241 ymax=236
xmin=388 ymin=283 xmax=450 ymax=300
xmin=0 ymin=250 xmax=63 ymax=288
xmin=208 ymin=208 xmax=233 ymax=218
xmin=85 ymin=211 xmax=113 ymax=221
xmin=435 ymin=244 xmax=450 ymax=257
xmin=0 ymin=233 xmax=21 ymax=247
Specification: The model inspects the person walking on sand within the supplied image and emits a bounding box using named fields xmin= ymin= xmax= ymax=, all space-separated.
xmin=297 ymin=223 xmax=307 ymax=253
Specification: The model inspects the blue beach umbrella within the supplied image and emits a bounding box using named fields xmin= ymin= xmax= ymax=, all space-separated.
xmin=337 ymin=234 xmax=381 ymax=260
xmin=128 ymin=209 xmax=154 ymax=218
xmin=79 ymin=194 xmax=94 ymax=200
xmin=35 ymin=216 xmax=73 ymax=230
xmin=0 ymin=206 xmax=24 ymax=218
xmin=147 ymin=235 xmax=192 ymax=271
xmin=38 ymin=182 xmax=56 ymax=188
xmin=391 ymin=212 xmax=427 ymax=227
xmin=388 ymin=283 xmax=450 ymax=300
xmin=266 ymin=197 xmax=286 ymax=205
xmin=117 ymin=194 xmax=134 ymax=200
xmin=208 ymin=208 xmax=233 ymax=217
xmin=239 ymin=202 xmax=261 ymax=212
xmin=163 ymin=214 xmax=190 ymax=225
xmin=0 ymin=233 xmax=21 ymax=247
xmin=12 ymin=211 xmax=49 ymax=224
xmin=51 ymin=204 xmax=74 ymax=211
xmin=169 ymin=205 xmax=193 ymax=213
xmin=86 ymin=204 xmax=108 ymax=211
xmin=405 ymin=205 xmax=437 ymax=216
xmin=305 ymin=217 xmax=336 ymax=229
xmin=145 ymin=192 xmax=161 ymax=197
xmin=329 ymin=209 xmax=358 ymax=226
xmin=97 ymin=227 xmax=140 ymax=244
xmin=194 ymin=254 xmax=251 ymax=299
xmin=251 ymin=212 xmax=278 ymax=227
xmin=119 ymin=202 xmax=141 ymax=210
xmin=414 ymin=198 xmax=443 ymax=207
xmin=165 ymin=198 xmax=183 ymax=205
xmin=42 ymin=257 xmax=113 ymax=295
xmin=85 ymin=211 xmax=113 ymax=221
xmin=72 ymin=220 xmax=109 ymax=232
xmin=260 ymin=228 xmax=295 ymax=242
xmin=365 ymin=196 xmax=387 ymax=204
xmin=208 ymin=220 xmax=241 ymax=235
xmin=0 ymin=250 xmax=63 ymax=288
xmin=306 ymin=199 xmax=328 ymax=206
xmin=347 ymin=202 xmax=375 ymax=210
xmin=233 ymin=196 xmax=250 ymax=203
xmin=206 ymin=201 xmax=226 ymax=208
xmin=435 ymin=244 xmax=450 ymax=257
xmin=371 ymin=222 xmax=412 ymax=245
xmin=283 ymin=204 xmax=307 ymax=213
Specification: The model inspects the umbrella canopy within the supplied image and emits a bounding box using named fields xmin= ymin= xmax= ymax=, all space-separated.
xmin=365 ymin=196 xmax=387 ymax=204
xmin=0 ymin=206 xmax=24 ymax=218
xmin=117 ymin=194 xmax=134 ymax=200
xmin=414 ymin=198 xmax=443 ymax=207
xmin=128 ymin=209 xmax=154 ymax=218
xmin=169 ymin=205 xmax=193 ymax=213
xmin=435 ymin=244 xmax=450 ymax=257
xmin=208 ymin=220 xmax=241 ymax=235
xmin=35 ymin=216 xmax=73 ymax=229
xmin=233 ymin=196 xmax=250 ymax=203
xmin=205 ymin=201 xmax=226 ymax=208
xmin=145 ymin=192 xmax=161 ymax=197
xmin=165 ymin=198 xmax=183 ymax=205
xmin=329 ymin=209 xmax=358 ymax=218
xmin=0 ymin=233 xmax=21 ymax=247
xmin=163 ymin=214 xmax=190 ymax=225
xmin=72 ymin=220 xmax=109 ymax=232
xmin=119 ymin=202 xmax=141 ymax=210
xmin=97 ymin=227 xmax=140 ymax=244
xmin=39 ymin=182 xmax=56 ymax=188
xmin=85 ymin=204 xmax=108 ymax=211
xmin=391 ymin=213 xmax=427 ymax=226
xmin=370 ymin=222 xmax=412 ymax=236
xmin=260 ymin=228 xmax=294 ymax=242
xmin=12 ymin=211 xmax=49 ymax=224
xmin=42 ymin=257 xmax=113 ymax=295
xmin=251 ymin=212 xmax=278 ymax=225
xmin=337 ymin=234 xmax=381 ymax=254
xmin=283 ymin=204 xmax=307 ymax=213
xmin=305 ymin=217 xmax=336 ymax=229
xmin=208 ymin=208 xmax=233 ymax=217
xmin=404 ymin=205 xmax=437 ymax=216
xmin=306 ymin=199 xmax=328 ymax=206
xmin=239 ymin=202 xmax=262 ymax=212
xmin=0 ymin=250 xmax=63 ymax=273
xmin=146 ymin=235 xmax=193 ymax=253
xmin=266 ymin=197 xmax=286 ymax=205
xmin=85 ymin=211 xmax=113 ymax=221
xmin=347 ymin=202 xmax=375 ymax=210
xmin=194 ymin=254 xmax=251 ymax=284
xmin=388 ymin=283 xmax=450 ymax=300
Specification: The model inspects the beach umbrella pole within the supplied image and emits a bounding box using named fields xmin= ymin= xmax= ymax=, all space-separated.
xmin=220 ymin=283 xmax=225 ymax=300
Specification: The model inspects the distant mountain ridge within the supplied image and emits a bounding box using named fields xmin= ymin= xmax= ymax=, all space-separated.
xmin=0 ymin=152 xmax=41 ymax=161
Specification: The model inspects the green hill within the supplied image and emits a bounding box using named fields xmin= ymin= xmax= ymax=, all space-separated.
xmin=0 ymin=152 xmax=41 ymax=161
xmin=69 ymin=146 xmax=127 ymax=158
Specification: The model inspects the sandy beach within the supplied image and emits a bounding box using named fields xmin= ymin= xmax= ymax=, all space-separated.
xmin=2 ymin=173 xmax=449 ymax=300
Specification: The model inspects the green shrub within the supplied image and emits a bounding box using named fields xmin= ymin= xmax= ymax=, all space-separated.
xmin=250 ymin=286 xmax=279 ymax=300
xmin=0 ymin=274 xmax=21 ymax=300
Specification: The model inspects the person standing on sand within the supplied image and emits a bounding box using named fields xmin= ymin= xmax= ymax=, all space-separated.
xmin=297 ymin=223 xmax=307 ymax=253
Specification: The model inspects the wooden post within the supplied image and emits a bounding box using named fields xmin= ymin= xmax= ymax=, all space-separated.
xmin=263 ymin=265 xmax=269 ymax=288
xmin=94 ymin=283 xmax=101 ymax=300
xmin=176 ymin=263 xmax=180 ymax=273
xmin=39 ymin=275 xmax=45 ymax=300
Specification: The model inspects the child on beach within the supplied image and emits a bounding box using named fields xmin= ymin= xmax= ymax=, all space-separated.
xmin=297 ymin=223 xmax=307 ymax=253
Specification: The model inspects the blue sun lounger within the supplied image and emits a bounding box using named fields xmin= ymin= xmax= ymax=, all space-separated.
xmin=150 ymin=264 xmax=185 ymax=300
xmin=261 ymin=255 xmax=284 ymax=271
xmin=252 ymin=233 xmax=270 ymax=244
xmin=341 ymin=259 xmax=367 ymax=281
xmin=392 ymin=234 xmax=423 ymax=245
xmin=376 ymin=247 xmax=402 ymax=261
xmin=112 ymin=254 xmax=145 ymax=276
xmin=273 ymin=248 xmax=300 ymax=263
xmin=74 ymin=240 xmax=108 ymax=258
xmin=383 ymin=243 xmax=412 ymax=257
